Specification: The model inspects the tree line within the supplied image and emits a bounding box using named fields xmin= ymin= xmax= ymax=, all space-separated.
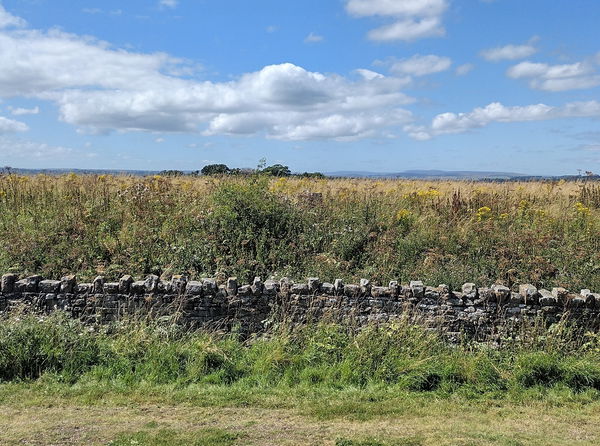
xmin=159 ymin=163 xmax=325 ymax=178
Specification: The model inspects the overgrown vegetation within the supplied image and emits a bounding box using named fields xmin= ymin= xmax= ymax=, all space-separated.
xmin=1 ymin=313 xmax=600 ymax=400
xmin=1 ymin=173 xmax=599 ymax=291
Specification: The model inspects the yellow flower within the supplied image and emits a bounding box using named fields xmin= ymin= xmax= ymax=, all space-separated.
xmin=396 ymin=209 xmax=413 ymax=221
xmin=499 ymin=213 xmax=509 ymax=220
xmin=416 ymin=188 xmax=440 ymax=199
xmin=476 ymin=206 xmax=493 ymax=221
xmin=574 ymin=202 xmax=590 ymax=216
xmin=518 ymin=200 xmax=529 ymax=212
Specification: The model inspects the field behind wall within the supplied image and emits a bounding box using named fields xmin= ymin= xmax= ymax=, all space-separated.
xmin=0 ymin=173 xmax=599 ymax=290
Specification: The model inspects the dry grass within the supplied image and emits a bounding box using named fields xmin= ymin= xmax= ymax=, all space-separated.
xmin=1 ymin=396 xmax=599 ymax=445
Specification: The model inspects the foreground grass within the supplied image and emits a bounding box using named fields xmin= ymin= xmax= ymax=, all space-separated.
xmin=2 ymin=384 xmax=600 ymax=445
xmin=2 ymin=315 xmax=600 ymax=444
xmin=1 ymin=173 xmax=600 ymax=290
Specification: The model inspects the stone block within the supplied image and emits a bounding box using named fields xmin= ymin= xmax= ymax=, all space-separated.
xmin=170 ymin=275 xmax=187 ymax=294
xmin=410 ymin=281 xmax=424 ymax=298
xmin=360 ymin=278 xmax=371 ymax=295
xmin=319 ymin=282 xmax=335 ymax=295
xmin=491 ymin=284 xmax=510 ymax=304
xmin=371 ymin=286 xmax=390 ymax=298
xmin=186 ymin=281 xmax=203 ymax=296
xmin=104 ymin=282 xmax=119 ymax=294
xmin=308 ymin=277 xmax=320 ymax=293
xmin=538 ymin=289 xmax=558 ymax=306
xmin=226 ymin=277 xmax=238 ymax=296
xmin=552 ymin=287 xmax=569 ymax=302
xmin=290 ymin=283 xmax=309 ymax=295
xmin=237 ymin=285 xmax=253 ymax=296
xmin=16 ymin=275 xmax=43 ymax=293
xmin=263 ymin=280 xmax=279 ymax=294
xmin=130 ymin=281 xmax=146 ymax=294
xmin=39 ymin=280 xmax=61 ymax=294
xmin=334 ymin=279 xmax=344 ymax=294
xmin=77 ymin=283 xmax=92 ymax=294
xmin=1 ymin=273 xmax=18 ymax=293
xmin=344 ymin=284 xmax=360 ymax=297
xmin=203 ymin=278 xmax=218 ymax=294
xmin=60 ymin=275 xmax=77 ymax=294
xmin=252 ymin=277 xmax=263 ymax=295
xmin=462 ymin=283 xmax=477 ymax=297
xmin=93 ymin=276 xmax=105 ymax=294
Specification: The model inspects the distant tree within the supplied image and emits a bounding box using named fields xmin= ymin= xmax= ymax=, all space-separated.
xmin=261 ymin=164 xmax=291 ymax=177
xmin=159 ymin=170 xmax=184 ymax=177
xmin=298 ymin=172 xmax=325 ymax=179
xmin=201 ymin=164 xmax=231 ymax=175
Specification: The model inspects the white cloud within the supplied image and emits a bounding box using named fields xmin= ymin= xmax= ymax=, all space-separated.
xmin=0 ymin=13 xmax=414 ymax=141
xmin=345 ymin=0 xmax=448 ymax=42
xmin=0 ymin=116 xmax=28 ymax=133
xmin=304 ymin=32 xmax=324 ymax=43
xmin=355 ymin=69 xmax=385 ymax=80
xmin=9 ymin=106 xmax=39 ymax=115
xmin=159 ymin=0 xmax=178 ymax=9
xmin=391 ymin=54 xmax=451 ymax=76
xmin=455 ymin=63 xmax=474 ymax=76
xmin=0 ymin=4 xmax=25 ymax=28
xmin=507 ymin=58 xmax=600 ymax=91
xmin=346 ymin=0 xmax=448 ymax=17
xmin=481 ymin=43 xmax=537 ymax=61
xmin=406 ymin=100 xmax=600 ymax=139
xmin=0 ymin=137 xmax=73 ymax=159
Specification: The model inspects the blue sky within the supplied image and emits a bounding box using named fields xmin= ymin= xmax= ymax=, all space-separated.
xmin=0 ymin=0 xmax=599 ymax=174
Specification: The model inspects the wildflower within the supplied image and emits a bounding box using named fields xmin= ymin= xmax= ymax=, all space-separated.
xmin=396 ymin=209 xmax=413 ymax=221
xmin=416 ymin=188 xmax=440 ymax=199
xmin=499 ymin=213 xmax=509 ymax=220
xmin=476 ymin=206 xmax=493 ymax=221
xmin=518 ymin=200 xmax=529 ymax=212
xmin=574 ymin=202 xmax=590 ymax=216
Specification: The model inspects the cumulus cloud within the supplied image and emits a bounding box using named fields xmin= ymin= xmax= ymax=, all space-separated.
xmin=0 ymin=137 xmax=73 ymax=158
xmin=455 ymin=63 xmax=474 ymax=76
xmin=9 ymin=106 xmax=39 ymax=115
xmin=0 ymin=116 xmax=28 ymax=133
xmin=391 ymin=54 xmax=451 ymax=76
xmin=304 ymin=32 xmax=324 ymax=43
xmin=0 ymin=11 xmax=414 ymax=141
xmin=345 ymin=0 xmax=448 ymax=41
xmin=507 ymin=57 xmax=600 ymax=91
xmin=480 ymin=41 xmax=538 ymax=61
xmin=406 ymin=100 xmax=600 ymax=139
xmin=159 ymin=0 xmax=178 ymax=9
xmin=0 ymin=4 xmax=25 ymax=28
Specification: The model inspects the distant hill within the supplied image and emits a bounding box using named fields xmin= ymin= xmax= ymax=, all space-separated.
xmin=326 ymin=169 xmax=530 ymax=180
xmin=5 ymin=167 xmax=162 ymax=176
xmin=3 ymin=167 xmax=598 ymax=181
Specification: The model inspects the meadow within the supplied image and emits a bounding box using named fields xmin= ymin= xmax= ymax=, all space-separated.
xmin=0 ymin=172 xmax=599 ymax=289
xmin=2 ymin=172 xmax=600 ymax=445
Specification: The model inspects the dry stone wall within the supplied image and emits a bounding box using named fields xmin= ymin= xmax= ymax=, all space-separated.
xmin=2 ymin=273 xmax=600 ymax=340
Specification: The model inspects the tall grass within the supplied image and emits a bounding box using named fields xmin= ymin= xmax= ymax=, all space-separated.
xmin=1 ymin=313 xmax=600 ymax=397
xmin=0 ymin=173 xmax=599 ymax=290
